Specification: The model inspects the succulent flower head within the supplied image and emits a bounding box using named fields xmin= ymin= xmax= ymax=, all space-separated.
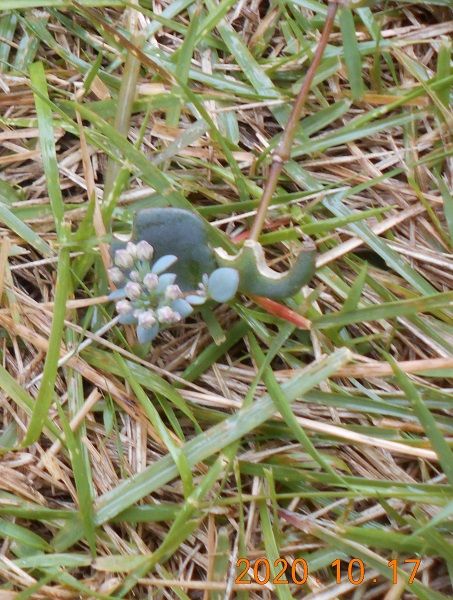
xmin=110 ymin=237 xmax=239 ymax=346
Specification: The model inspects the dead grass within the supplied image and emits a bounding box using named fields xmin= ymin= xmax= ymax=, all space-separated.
xmin=0 ymin=0 xmax=452 ymax=598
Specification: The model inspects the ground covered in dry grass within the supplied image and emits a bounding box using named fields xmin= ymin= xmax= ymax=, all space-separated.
xmin=0 ymin=0 xmax=452 ymax=598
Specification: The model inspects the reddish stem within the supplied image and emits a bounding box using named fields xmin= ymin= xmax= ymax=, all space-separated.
xmin=250 ymin=295 xmax=311 ymax=329
xmin=249 ymin=1 xmax=339 ymax=241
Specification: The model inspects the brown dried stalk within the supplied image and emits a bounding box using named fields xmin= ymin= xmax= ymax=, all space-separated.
xmin=249 ymin=1 xmax=340 ymax=241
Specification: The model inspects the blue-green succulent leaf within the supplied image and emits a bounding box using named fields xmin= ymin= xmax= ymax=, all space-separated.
xmin=214 ymin=240 xmax=316 ymax=299
xmin=108 ymin=288 xmax=127 ymax=301
xmin=118 ymin=313 xmax=137 ymax=325
xmin=207 ymin=268 xmax=239 ymax=302
xmin=185 ymin=294 xmax=207 ymax=306
xmin=133 ymin=208 xmax=217 ymax=290
xmin=172 ymin=298 xmax=194 ymax=318
xmin=137 ymin=324 xmax=160 ymax=344
xmin=152 ymin=255 xmax=178 ymax=275
xmin=156 ymin=273 xmax=177 ymax=292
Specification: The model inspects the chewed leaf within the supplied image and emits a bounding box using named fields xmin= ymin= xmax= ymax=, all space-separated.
xmin=137 ymin=324 xmax=159 ymax=344
xmin=208 ymin=268 xmax=239 ymax=302
xmin=151 ymin=255 xmax=178 ymax=275
xmin=214 ymin=241 xmax=315 ymax=299
xmin=185 ymin=294 xmax=207 ymax=306
xmin=172 ymin=298 xmax=194 ymax=318
xmin=108 ymin=288 xmax=127 ymax=301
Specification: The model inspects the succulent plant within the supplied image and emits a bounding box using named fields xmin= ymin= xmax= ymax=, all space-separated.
xmin=109 ymin=207 xmax=316 ymax=344
xmin=108 ymin=241 xmax=239 ymax=344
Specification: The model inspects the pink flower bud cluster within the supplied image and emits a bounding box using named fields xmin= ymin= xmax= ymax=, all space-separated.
xmin=108 ymin=242 xmax=205 ymax=344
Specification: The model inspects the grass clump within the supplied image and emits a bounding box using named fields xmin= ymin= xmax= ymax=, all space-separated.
xmin=0 ymin=0 xmax=452 ymax=598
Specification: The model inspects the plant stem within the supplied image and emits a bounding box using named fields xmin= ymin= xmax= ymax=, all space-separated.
xmin=249 ymin=1 xmax=339 ymax=242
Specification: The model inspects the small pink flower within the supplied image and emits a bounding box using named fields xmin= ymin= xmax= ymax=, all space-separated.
xmin=138 ymin=310 xmax=157 ymax=328
xmin=126 ymin=242 xmax=137 ymax=258
xmin=108 ymin=266 xmax=124 ymax=284
xmin=165 ymin=284 xmax=182 ymax=300
xmin=143 ymin=273 xmax=159 ymax=291
xmin=157 ymin=306 xmax=181 ymax=324
xmin=114 ymin=249 xmax=134 ymax=269
xmin=136 ymin=240 xmax=154 ymax=261
xmin=125 ymin=281 xmax=142 ymax=299
xmin=116 ymin=300 xmax=132 ymax=314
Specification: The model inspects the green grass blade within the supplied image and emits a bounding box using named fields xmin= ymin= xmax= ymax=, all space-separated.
xmin=23 ymin=245 xmax=71 ymax=445
xmin=56 ymin=401 xmax=97 ymax=555
xmin=259 ymin=498 xmax=293 ymax=600
xmin=0 ymin=518 xmax=51 ymax=551
xmin=339 ymin=7 xmax=365 ymax=101
xmin=115 ymin=353 xmax=194 ymax=497
xmin=167 ymin=4 xmax=201 ymax=126
xmin=0 ymin=200 xmax=53 ymax=257
xmin=3 ymin=0 xmax=123 ymax=6
xmin=389 ymin=356 xmax=453 ymax=486
xmin=116 ymin=449 xmax=233 ymax=596
xmin=249 ymin=331 xmax=347 ymax=485
xmin=82 ymin=347 xmax=199 ymax=428
xmin=302 ymin=522 xmax=450 ymax=600
xmin=0 ymin=361 xmax=61 ymax=441
xmin=29 ymin=61 xmax=66 ymax=238
xmin=0 ymin=12 xmax=17 ymax=70
xmin=435 ymin=38 xmax=452 ymax=107
xmin=315 ymin=291 xmax=453 ymax=329
xmin=52 ymin=348 xmax=351 ymax=550
xmin=324 ymin=191 xmax=438 ymax=295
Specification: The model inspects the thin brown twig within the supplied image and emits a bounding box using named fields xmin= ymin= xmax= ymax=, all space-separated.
xmin=249 ymin=0 xmax=340 ymax=241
